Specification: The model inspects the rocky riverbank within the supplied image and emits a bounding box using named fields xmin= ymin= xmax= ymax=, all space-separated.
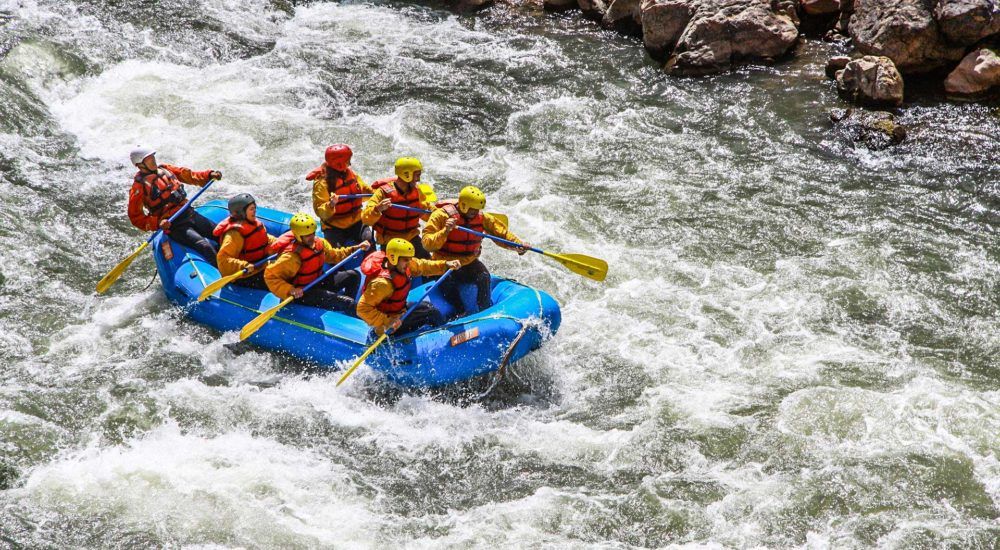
xmin=453 ymin=0 xmax=1000 ymax=106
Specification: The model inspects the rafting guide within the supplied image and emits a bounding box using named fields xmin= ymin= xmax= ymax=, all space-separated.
xmin=96 ymin=143 xmax=608 ymax=388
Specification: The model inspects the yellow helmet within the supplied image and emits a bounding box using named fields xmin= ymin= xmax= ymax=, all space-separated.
xmin=457 ymin=185 xmax=486 ymax=214
xmin=289 ymin=212 xmax=317 ymax=240
xmin=394 ymin=156 xmax=422 ymax=183
xmin=385 ymin=238 xmax=415 ymax=266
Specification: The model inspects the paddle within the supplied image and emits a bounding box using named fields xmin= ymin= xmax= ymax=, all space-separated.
xmin=338 ymin=182 xmax=435 ymax=202
xmin=336 ymin=268 xmax=455 ymax=387
xmin=238 ymin=248 xmax=365 ymax=341
xmin=390 ymin=204 xmax=608 ymax=282
xmin=96 ymin=178 xmax=217 ymax=294
xmin=340 ymin=194 xmax=509 ymax=227
xmin=197 ymin=253 xmax=279 ymax=302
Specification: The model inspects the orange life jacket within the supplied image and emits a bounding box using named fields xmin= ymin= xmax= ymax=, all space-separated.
xmin=134 ymin=167 xmax=187 ymax=220
xmin=361 ymin=251 xmax=411 ymax=315
xmin=437 ymin=200 xmax=484 ymax=256
xmin=306 ymin=164 xmax=365 ymax=218
xmin=273 ymin=231 xmax=327 ymax=287
xmin=372 ymin=178 xmax=422 ymax=235
xmin=212 ymin=217 xmax=270 ymax=262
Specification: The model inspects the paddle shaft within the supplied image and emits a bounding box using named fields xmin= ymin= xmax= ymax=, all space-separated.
xmin=388 ymin=268 xmax=453 ymax=336
xmin=146 ymin=178 xmax=217 ymax=244
xmin=300 ymin=247 xmax=365 ymax=294
xmin=336 ymin=268 xmax=454 ymax=386
xmin=245 ymin=253 xmax=279 ymax=273
xmin=390 ymin=204 xmax=537 ymax=253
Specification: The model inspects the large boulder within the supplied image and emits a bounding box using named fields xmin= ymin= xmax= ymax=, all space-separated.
xmin=605 ymin=0 xmax=644 ymax=34
xmin=849 ymin=0 xmax=966 ymax=73
xmin=944 ymin=48 xmax=1000 ymax=99
xmin=641 ymin=0 xmax=697 ymax=60
xmin=933 ymin=0 xmax=1000 ymax=47
xmin=836 ymin=55 xmax=905 ymax=107
xmin=665 ymin=0 xmax=800 ymax=75
xmin=829 ymin=108 xmax=907 ymax=150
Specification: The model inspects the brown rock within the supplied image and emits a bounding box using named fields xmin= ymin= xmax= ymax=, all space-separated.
xmin=641 ymin=0 xmax=697 ymax=61
xmin=605 ymin=0 xmax=644 ymax=34
xmin=801 ymin=0 xmax=841 ymax=16
xmin=666 ymin=0 xmax=800 ymax=75
xmin=836 ymin=55 xmax=905 ymax=107
xmin=933 ymin=0 xmax=1000 ymax=47
xmin=849 ymin=0 xmax=966 ymax=74
xmin=825 ymin=55 xmax=851 ymax=78
xmin=944 ymin=48 xmax=1000 ymax=99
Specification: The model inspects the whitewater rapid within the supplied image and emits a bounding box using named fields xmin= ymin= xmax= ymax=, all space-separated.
xmin=1 ymin=0 xmax=998 ymax=547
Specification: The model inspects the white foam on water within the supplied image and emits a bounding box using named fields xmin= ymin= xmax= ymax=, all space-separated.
xmin=3 ymin=0 xmax=998 ymax=547
xmin=19 ymin=422 xmax=380 ymax=546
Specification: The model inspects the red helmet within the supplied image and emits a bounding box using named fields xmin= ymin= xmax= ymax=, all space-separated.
xmin=325 ymin=144 xmax=352 ymax=171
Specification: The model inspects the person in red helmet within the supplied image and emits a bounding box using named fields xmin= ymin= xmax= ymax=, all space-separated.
xmin=308 ymin=144 xmax=375 ymax=252
xmin=126 ymin=146 xmax=222 ymax=264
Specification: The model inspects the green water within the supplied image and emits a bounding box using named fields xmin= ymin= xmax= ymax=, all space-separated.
xmin=0 ymin=1 xmax=997 ymax=547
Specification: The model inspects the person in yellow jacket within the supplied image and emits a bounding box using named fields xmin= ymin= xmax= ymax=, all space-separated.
xmin=308 ymin=144 xmax=376 ymax=250
xmin=264 ymin=213 xmax=370 ymax=313
xmin=422 ymin=186 xmax=529 ymax=317
xmin=357 ymin=238 xmax=460 ymax=336
xmin=360 ymin=156 xmax=432 ymax=258
xmin=213 ymin=194 xmax=277 ymax=290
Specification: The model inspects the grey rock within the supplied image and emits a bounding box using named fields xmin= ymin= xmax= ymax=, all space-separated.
xmin=944 ymin=48 xmax=1000 ymax=99
xmin=933 ymin=0 xmax=1000 ymax=47
xmin=826 ymin=55 xmax=851 ymax=78
xmin=641 ymin=0 xmax=697 ymax=60
xmin=665 ymin=0 xmax=800 ymax=75
xmin=836 ymin=55 xmax=905 ymax=107
xmin=849 ymin=0 xmax=966 ymax=74
xmin=829 ymin=108 xmax=907 ymax=150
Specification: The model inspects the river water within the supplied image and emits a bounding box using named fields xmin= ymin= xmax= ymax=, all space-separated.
xmin=1 ymin=0 xmax=998 ymax=547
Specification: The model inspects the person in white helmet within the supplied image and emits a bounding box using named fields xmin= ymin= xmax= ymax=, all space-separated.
xmin=126 ymin=147 xmax=223 ymax=264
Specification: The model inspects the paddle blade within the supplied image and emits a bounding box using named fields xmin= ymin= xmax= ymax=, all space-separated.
xmin=543 ymin=251 xmax=608 ymax=282
xmin=239 ymin=296 xmax=293 ymax=341
xmin=96 ymin=242 xmax=150 ymax=294
xmin=337 ymin=333 xmax=387 ymax=387
xmin=198 ymin=271 xmax=243 ymax=302
xmin=418 ymin=183 xmax=437 ymax=203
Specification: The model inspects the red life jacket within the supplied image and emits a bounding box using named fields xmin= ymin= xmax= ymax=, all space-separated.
xmin=306 ymin=164 xmax=365 ymax=218
xmin=212 ymin=217 xmax=270 ymax=262
xmin=274 ymin=231 xmax=327 ymax=287
xmin=134 ymin=167 xmax=187 ymax=219
xmin=436 ymin=200 xmax=484 ymax=256
xmin=372 ymin=178 xmax=422 ymax=235
xmin=361 ymin=251 xmax=411 ymax=315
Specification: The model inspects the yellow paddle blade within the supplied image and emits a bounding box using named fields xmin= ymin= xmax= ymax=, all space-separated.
xmin=239 ymin=296 xmax=294 ymax=341
xmin=96 ymin=242 xmax=150 ymax=294
xmin=418 ymin=183 xmax=437 ymax=203
xmin=197 ymin=271 xmax=244 ymax=302
xmin=542 ymin=251 xmax=608 ymax=282
xmin=337 ymin=333 xmax=387 ymax=387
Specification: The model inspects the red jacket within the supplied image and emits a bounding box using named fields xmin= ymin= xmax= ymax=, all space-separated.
xmin=127 ymin=164 xmax=213 ymax=231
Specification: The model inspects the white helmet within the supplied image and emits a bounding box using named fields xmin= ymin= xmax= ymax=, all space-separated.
xmin=129 ymin=146 xmax=156 ymax=165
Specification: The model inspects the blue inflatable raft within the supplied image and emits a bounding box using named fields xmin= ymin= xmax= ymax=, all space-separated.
xmin=151 ymin=200 xmax=562 ymax=388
